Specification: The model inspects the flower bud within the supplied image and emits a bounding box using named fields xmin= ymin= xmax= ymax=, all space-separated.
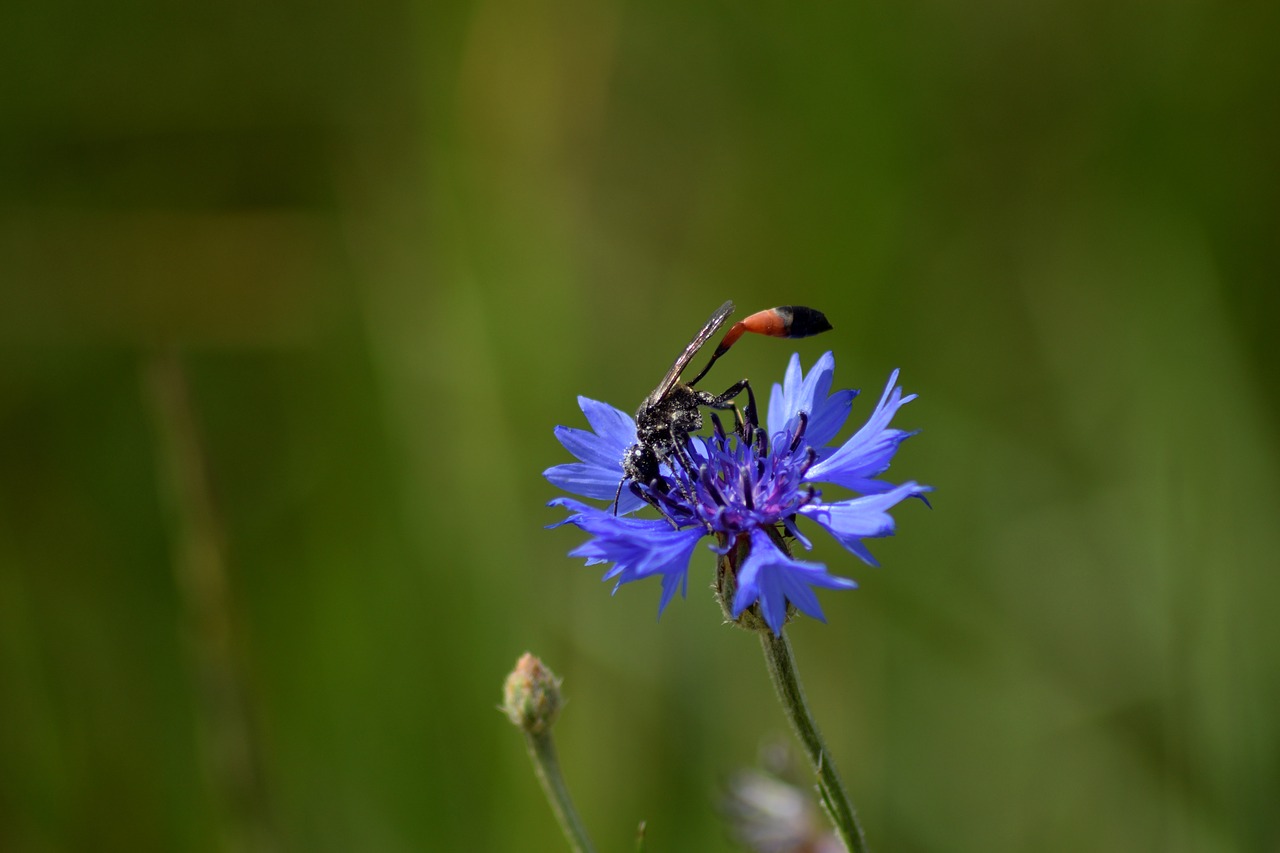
xmin=501 ymin=652 xmax=563 ymax=735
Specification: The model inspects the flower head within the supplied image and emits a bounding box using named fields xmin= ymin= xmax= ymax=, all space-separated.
xmin=545 ymin=352 xmax=929 ymax=634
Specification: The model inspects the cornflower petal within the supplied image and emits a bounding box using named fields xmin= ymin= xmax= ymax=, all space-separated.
xmin=553 ymin=426 xmax=622 ymax=471
xmin=731 ymin=529 xmax=857 ymax=634
xmin=806 ymin=369 xmax=917 ymax=491
xmin=594 ymin=526 xmax=704 ymax=615
xmin=542 ymin=463 xmax=629 ymax=502
xmin=544 ymin=396 xmax=645 ymax=514
xmin=578 ymin=396 xmax=638 ymax=447
xmin=766 ymin=353 xmax=808 ymax=439
xmin=547 ymin=497 xmax=652 ymax=529
xmin=555 ymin=498 xmax=705 ymax=616
xmin=799 ymin=481 xmax=931 ymax=566
xmin=767 ymin=352 xmax=857 ymax=454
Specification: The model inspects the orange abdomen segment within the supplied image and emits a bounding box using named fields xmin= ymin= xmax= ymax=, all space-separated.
xmin=740 ymin=308 xmax=791 ymax=338
xmin=714 ymin=306 xmax=831 ymax=355
xmin=687 ymin=304 xmax=832 ymax=388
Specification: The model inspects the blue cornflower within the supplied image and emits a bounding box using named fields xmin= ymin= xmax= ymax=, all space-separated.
xmin=545 ymin=352 xmax=930 ymax=634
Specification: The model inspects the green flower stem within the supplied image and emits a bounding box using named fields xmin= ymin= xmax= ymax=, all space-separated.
xmin=760 ymin=629 xmax=869 ymax=853
xmin=523 ymin=728 xmax=597 ymax=853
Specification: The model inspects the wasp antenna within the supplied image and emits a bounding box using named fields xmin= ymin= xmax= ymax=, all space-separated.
xmin=611 ymin=476 xmax=626 ymax=515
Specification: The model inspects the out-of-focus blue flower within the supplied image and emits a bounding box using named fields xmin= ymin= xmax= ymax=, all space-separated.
xmin=545 ymin=353 xmax=929 ymax=634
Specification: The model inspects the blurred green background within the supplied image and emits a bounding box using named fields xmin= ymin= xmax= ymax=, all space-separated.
xmin=2 ymin=0 xmax=1278 ymax=850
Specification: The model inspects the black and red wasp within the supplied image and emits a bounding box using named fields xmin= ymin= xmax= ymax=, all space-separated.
xmin=616 ymin=300 xmax=832 ymax=512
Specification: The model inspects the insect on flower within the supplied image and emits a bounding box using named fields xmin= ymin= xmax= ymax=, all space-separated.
xmin=618 ymin=300 xmax=832 ymax=513
xmin=544 ymin=305 xmax=930 ymax=634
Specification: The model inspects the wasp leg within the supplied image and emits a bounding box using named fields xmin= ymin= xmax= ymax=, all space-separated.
xmin=664 ymin=434 xmax=705 ymax=505
xmin=695 ymin=379 xmax=759 ymax=439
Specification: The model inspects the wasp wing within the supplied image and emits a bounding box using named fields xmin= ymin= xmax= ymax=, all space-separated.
xmin=641 ymin=300 xmax=735 ymax=409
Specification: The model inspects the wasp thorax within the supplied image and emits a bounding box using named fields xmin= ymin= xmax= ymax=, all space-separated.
xmin=635 ymin=383 xmax=704 ymax=445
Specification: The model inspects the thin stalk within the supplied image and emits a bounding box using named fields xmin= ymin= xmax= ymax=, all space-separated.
xmin=145 ymin=351 xmax=272 ymax=852
xmin=523 ymin=728 xmax=597 ymax=853
xmin=759 ymin=629 xmax=869 ymax=853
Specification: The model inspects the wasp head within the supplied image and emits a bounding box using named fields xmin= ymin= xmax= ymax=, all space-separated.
xmin=621 ymin=442 xmax=660 ymax=487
